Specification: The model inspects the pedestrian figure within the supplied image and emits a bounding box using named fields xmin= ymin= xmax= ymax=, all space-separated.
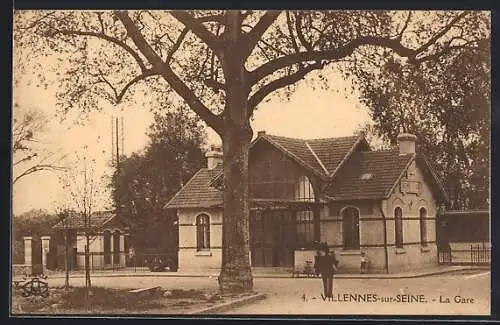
xmin=314 ymin=242 xmax=338 ymax=300
xmin=360 ymin=251 xmax=369 ymax=274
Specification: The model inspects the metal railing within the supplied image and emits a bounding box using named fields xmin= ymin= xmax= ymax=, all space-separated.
xmin=68 ymin=252 xmax=178 ymax=273
xmin=438 ymin=243 xmax=491 ymax=265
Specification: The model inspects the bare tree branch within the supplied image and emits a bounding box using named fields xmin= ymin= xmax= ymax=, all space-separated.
xmin=286 ymin=12 xmax=301 ymax=54
xmin=203 ymin=78 xmax=225 ymax=92
xmin=397 ymin=11 xmax=412 ymax=40
xmin=115 ymin=10 xmax=224 ymax=134
xmin=294 ymin=12 xmax=313 ymax=51
xmin=116 ymin=69 xmax=159 ymax=103
xmin=13 ymin=164 xmax=68 ymax=184
xmin=166 ymin=27 xmax=189 ymax=64
xmin=248 ymin=61 xmax=323 ymax=116
xmin=52 ymin=28 xmax=148 ymax=72
xmin=249 ymin=36 xmax=418 ymax=85
xmin=415 ymin=11 xmax=468 ymax=54
xmin=242 ymin=10 xmax=282 ymax=58
xmin=169 ymin=11 xmax=222 ymax=54
xmin=13 ymin=153 xmax=38 ymax=166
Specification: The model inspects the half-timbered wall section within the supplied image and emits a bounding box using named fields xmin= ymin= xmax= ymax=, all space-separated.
xmin=249 ymin=142 xmax=317 ymax=201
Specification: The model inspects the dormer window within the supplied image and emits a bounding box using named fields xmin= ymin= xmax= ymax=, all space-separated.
xmin=360 ymin=173 xmax=373 ymax=180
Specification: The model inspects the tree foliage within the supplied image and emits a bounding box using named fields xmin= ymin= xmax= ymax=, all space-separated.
xmin=111 ymin=107 xmax=206 ymax=251
xmin=353 ymin=35 xmax=490 ymax=210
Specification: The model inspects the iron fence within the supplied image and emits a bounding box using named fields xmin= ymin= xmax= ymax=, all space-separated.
xmin=438 ymin=243 xmax=491 ymax=265
xmin=71 ymin=252 xmax=178 ymax=273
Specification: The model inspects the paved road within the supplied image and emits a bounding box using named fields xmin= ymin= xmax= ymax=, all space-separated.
xmin=226 ymin=271 xmax=491 ymax=315
xmin=42 ymin=270 xmax=490 ymax=316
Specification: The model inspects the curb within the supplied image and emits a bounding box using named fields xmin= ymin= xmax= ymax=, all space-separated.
xmin=44 ymin=266 xmax=489 ymax=280
xmin=333 ymin=266 xmax=490 ymax=280
xmin=190 ymin=293 xmax=267 ymax=314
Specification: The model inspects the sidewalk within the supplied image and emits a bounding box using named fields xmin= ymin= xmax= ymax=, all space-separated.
xmin=43 ymin=265 xmax=489 ymax=280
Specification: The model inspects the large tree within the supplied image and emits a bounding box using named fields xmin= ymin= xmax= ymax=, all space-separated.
xmin=352 ymin=37 xmax=490 ymax=210
xmin=112 ymin=106 xmax=206 ymax=251
xmin=14 ymin=10 xmax=489 ymax=292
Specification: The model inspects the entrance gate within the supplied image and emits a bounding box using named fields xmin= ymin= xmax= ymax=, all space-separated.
xmin=250 ymin=209 xmax=295 ymax=267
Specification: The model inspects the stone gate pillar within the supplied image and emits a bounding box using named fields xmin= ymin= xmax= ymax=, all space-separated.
xmin=23 ymin=236 xmax=32 ymax=275
xmin=119 ymin=235 xmax=125 ymax=266
xmin=110 ymin=235 xmax=114 ymax=265
xmin=41 ymin=236 xmax=51 ymax=271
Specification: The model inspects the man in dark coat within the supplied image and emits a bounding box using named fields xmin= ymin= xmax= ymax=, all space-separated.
xmin=314 ymin=242 xmax=339 ymax=300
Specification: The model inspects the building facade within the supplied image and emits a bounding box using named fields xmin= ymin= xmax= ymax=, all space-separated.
xmin=165 ymin=132 xmax=448 ymax=274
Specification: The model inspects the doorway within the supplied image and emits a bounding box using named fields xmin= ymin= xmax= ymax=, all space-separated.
xmin=250 ymin=209 xmax=295 ymax=267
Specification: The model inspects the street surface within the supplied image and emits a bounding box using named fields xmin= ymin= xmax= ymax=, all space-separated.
xmin=42 ymin=270 xmax=490 ymax=316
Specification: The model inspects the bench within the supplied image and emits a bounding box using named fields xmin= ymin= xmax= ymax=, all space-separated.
xmin=128 ymin=286 xmax=162 ymax=296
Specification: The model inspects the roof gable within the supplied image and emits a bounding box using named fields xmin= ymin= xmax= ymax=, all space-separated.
xmin=257 ymin=133 xmax=365 ymax=178
xmin=307 ymin=135 xmax=369 ymax=176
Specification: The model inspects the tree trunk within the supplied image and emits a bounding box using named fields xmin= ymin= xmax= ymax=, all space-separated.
xmin=218 ymin=11 xmax=253 ymax=293
xmin=85 ymin=234 xmax=91 ymax=289
xmin=218 ymin=124 xmax=253 ymax=292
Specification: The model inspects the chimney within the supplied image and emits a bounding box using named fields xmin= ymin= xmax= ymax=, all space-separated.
xmin=206 ymin=144 xmax=223 ymax=169
xmin=397 ymin=133 xmax=417 ymax=155
xmin=257 ymin=130 xmax=266 ymax=137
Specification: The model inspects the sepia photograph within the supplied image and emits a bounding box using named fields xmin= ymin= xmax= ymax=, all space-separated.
xmin=11 ymin=9 xmax=491 ymax=317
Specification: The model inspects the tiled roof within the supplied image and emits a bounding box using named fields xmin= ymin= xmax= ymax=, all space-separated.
xmin=164 ymin=167 xmax=223 ymax=209
xmin=263 ymin=134 xmax=361 ymax=177
xmin=325 ymin=150 xmax=414 ymax=200
xmin=164 ymin=134 xmax=447 ymax=208
xmin=52 ymin=211 xmax=130 ymax=230
xmin=307 ymin=136 xmax=364 ymax=175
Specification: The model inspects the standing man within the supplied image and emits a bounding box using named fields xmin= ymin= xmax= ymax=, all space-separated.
xmin=326 ymin=249 xmax=339 ymax=298
xmin=314 ymin=242 xmax=339 ymax=300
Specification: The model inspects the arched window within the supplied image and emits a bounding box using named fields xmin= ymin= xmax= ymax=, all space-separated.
xmin=342 ymin=207 xmax=360 ymax=250
xmin=420 ymin=208 xmax=428 ymax=247
xmin=294 ymin=176 xmax=315 ymax=201
xmin=394 ymin=207 xmax=404 ymax=248
xmin=196 ymin=214 xmax=210 ymax=251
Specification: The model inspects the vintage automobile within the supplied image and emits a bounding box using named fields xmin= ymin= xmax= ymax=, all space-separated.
xmin=142 ymin=249 xmax=178 ymax=272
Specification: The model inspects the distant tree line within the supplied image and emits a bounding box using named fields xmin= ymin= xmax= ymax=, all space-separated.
xmin=111 ymin=107 xmax=206 ymax=253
